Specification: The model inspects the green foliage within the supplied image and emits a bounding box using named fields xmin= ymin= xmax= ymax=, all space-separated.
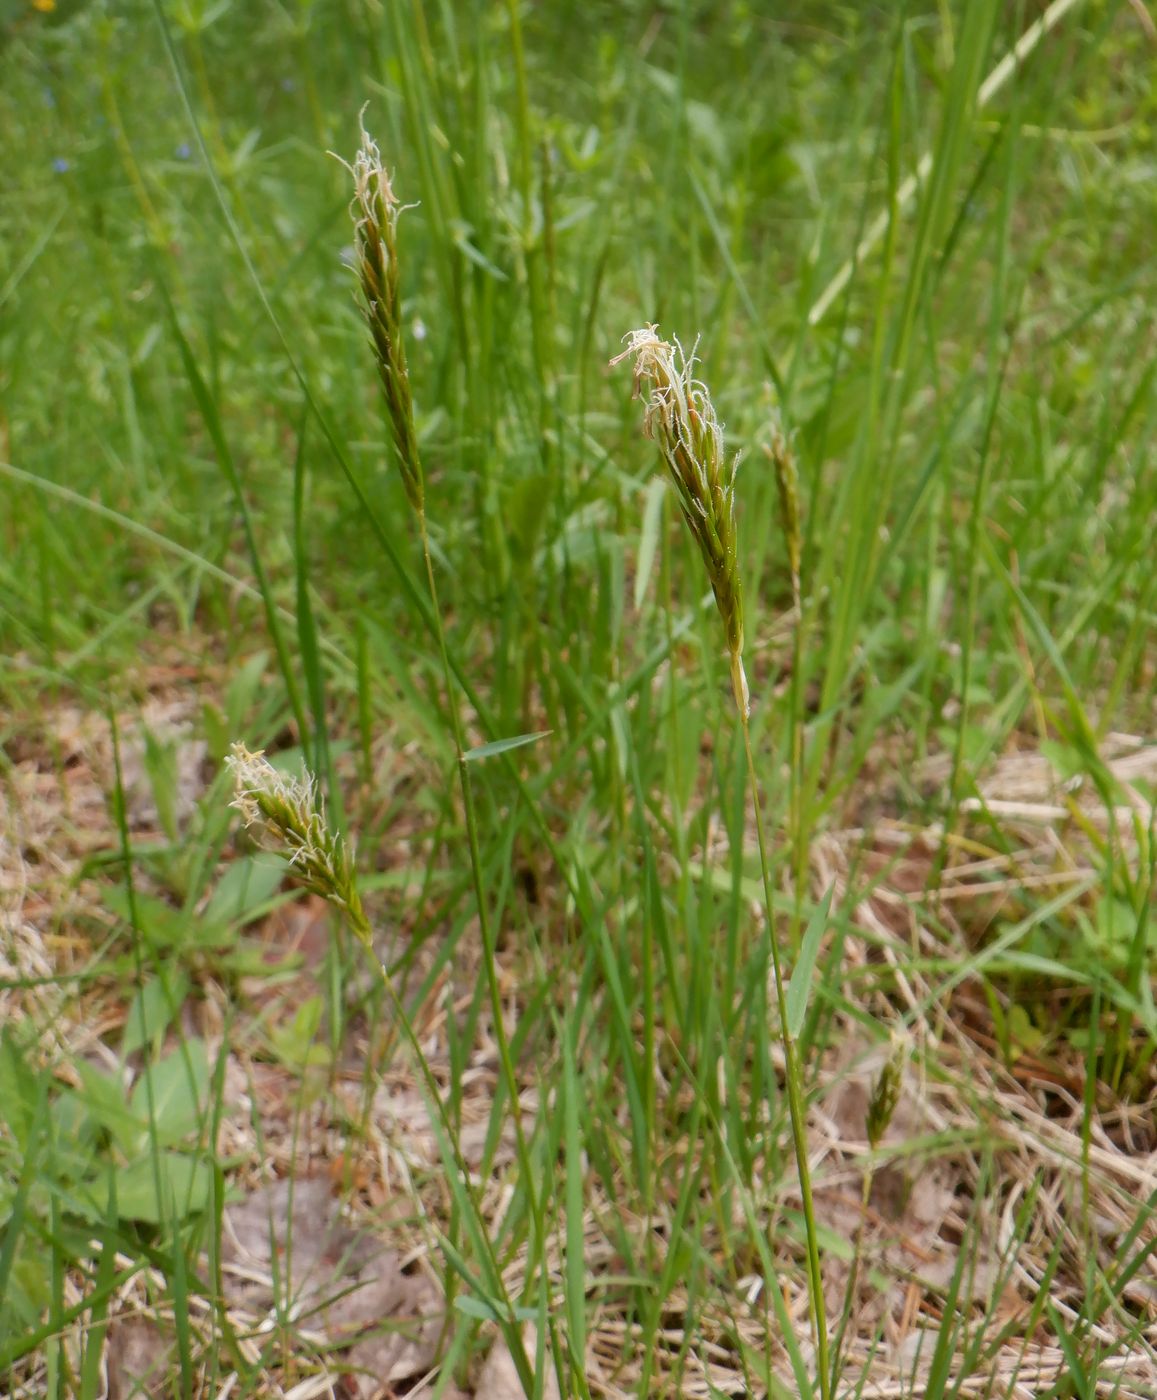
xmin=0 ymin=1027 xmax=212 ymax=1356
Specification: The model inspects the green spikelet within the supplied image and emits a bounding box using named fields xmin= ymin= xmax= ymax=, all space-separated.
xmin=867 ymin=1032 xmax=910 ymax=1150
xmin=226 ymin=743 xmax=368 ymax=931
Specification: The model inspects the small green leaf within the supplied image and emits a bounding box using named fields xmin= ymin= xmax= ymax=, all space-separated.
xmin=142 ymin=729 xmax=181 ymax=842
xmin=0 ymin=1240 xmax=53 ymax=1332
xmin=786 ymin=887 xmax=834 ymax=1039
xmin=130 ymin=1041 xmax=209 ymax=1147
xmin=74 ymin=1063 xmax=142 ymax=1154
xmin=80 ymin=1152 xmax=212 ymax=1225
xmin=1006 ymin=1005 xmax=1045 ymax=1062
xmin=1040 ymin=738 xmax=1084 ymax=785
xmin=103 ymin=888 xmax=232 ymax=953
xmin=202 ymin=856 xmax=287 ymax=927
xmin=121 ymin=967 xmax=190 ymax=1058
xmin=463 ymin=730 xmax=551 ymax=764
xmin=269 ymin=996 xmax=331 ymax=1070
xmin=1094 ymin=896 xmax=1138 ymax=954
xmin=453 ymin=1294 xmax=540 ymax=1324
xmin=102 ymin=888 xmax=187 ymax=947
xmin=453 ymin=1293 xmax=505 ymax=1324
xmin=0 ymin=1031 xmax=43 ymax=1150
xmin=47 ymin=1092 xmax=101 ymax=1183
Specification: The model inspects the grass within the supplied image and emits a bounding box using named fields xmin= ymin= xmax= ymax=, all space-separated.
xmin=1 ymin=0 xmax=1156 ymax=1396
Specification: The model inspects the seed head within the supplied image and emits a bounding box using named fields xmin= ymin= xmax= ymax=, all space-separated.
xmin=866 ymin=1031 xmax=910 ymax=1150
xmin=611 ymin=326 xmax=748 ymax=716
xmin=226 ymin=743 xmax=364 ymax=923
xmin=344 ymin=118 xmax=423 ymax=513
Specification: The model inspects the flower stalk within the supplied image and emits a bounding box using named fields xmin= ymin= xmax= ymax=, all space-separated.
xmin=613 ymin=327 xmax=831 ymax=1400
xmin=342 ymin=120 xmax=541 ymax=1393
xmin=225 ymin=742 xmax=534 ymax=1384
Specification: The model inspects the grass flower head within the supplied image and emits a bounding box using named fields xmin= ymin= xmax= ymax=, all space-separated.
xmin=867 ymin=1030 xmax=911 ymax=1150
xmin=611 ymin=325 xmax=748 ymax=715
xmin=226 ymin=743 xmax=364 ymax=922
xmin=344 ymin=118 xmax=423 ymax=512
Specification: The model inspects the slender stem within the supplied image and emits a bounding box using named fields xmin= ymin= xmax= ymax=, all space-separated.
xmin=340 ymin=503 xmax=540 ymax=1392
xmin=830 ymin=1166 xmax=873 ymax=1389
xmin=415 ymin=506 xmax=543 ymax=1242
xmin=739 ymin=708 xmax=831 ymax=1400
xmin=788 ymin=590 xmax=807 ymax=957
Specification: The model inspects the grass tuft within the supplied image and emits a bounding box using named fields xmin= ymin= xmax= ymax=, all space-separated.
xmin=1 ymin=2 xmax=1155 ymax=1395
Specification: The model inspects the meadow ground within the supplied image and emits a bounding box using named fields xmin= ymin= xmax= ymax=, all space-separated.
xmin=1 ymin=1 xmax=1155 ymax=1396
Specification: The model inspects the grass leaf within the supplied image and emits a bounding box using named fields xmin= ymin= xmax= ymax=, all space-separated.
xmin=463 ymin=730 xmax=552 ymax=763
xmin=787 ymin=887 xmax=834 ymax=1040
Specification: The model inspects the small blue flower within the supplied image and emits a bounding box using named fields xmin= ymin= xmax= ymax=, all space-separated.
xmin=42 ymin=87 xmax=56 ymax=109
xmin=52 ymin=157 xmax=70 ymax=174
xmin=175 ymin=142 xmax=192 ymax=161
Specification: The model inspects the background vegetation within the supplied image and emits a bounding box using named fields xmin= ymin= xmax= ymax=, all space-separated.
xmin=1 ymin=0 xmax=1154 ymax=1395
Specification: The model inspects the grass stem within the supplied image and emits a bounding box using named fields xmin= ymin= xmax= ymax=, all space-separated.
xmin=739 ymin=710 xmax=831 ymax=1400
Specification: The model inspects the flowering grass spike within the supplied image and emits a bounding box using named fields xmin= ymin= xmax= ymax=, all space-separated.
xmin=867 ymin=1031 xmax=910 ymax=1150
xmin=226 ymin=743 xmax=367 ymax=929
xmin=345 ymin=120 xmax=423 ymax=512
xmin=611 ymin=326 xmax=748 ymax=715
xmin=614 ymin=326 xmax=834 ymax=1393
